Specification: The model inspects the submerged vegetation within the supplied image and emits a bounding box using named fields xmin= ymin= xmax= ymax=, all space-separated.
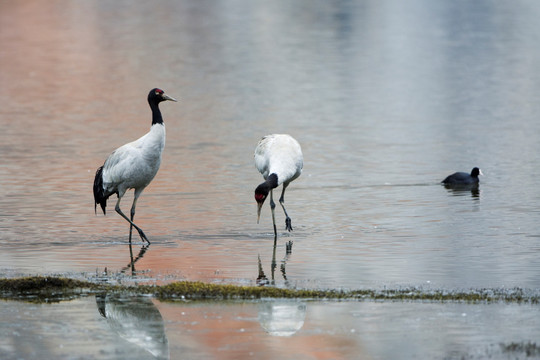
xmin=500 ymin=341 xmax=540 ymax=357
xmin=0 ymin=276 xmax=539 ymax=304
xmin=0 ymin=276 xmax=101 ymax=303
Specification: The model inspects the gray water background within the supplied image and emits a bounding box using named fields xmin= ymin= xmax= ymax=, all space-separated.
xmin=2 ymin=0 xmax=539 ymax=290
xmin=1 ymin=1 xmax=540 ymax=358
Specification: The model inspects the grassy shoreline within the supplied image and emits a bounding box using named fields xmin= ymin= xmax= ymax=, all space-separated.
xmin=1 ymin=276 xmax=538 ymax=304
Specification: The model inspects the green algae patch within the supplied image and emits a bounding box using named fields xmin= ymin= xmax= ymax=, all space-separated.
xmin=151 ymin=281 xmax=340 ymax=300
xmin=348 ymin=288 xmax=539 ymax=303
xmin=0 ymin=276 xmax=89 ymax=292
xmin=151 ymin=282 xmax=540 ymax=303
xmin=0 ymin=276 xmax=102 ymax=303
xmin=0 ymin=276 xmax=539 ymax=304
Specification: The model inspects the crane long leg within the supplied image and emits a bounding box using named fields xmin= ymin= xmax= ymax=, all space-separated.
xmin=115 ymin=196 xmax=149 ymax=244
xmin=279 ymin=184 xmax=293 ymax=231
xmin=271 ymin=234 xmax=277 ymax=281
xmin=128 ymin=189 xmax=145 ymax=244
xmin=270 ymin=190 xmax=277 ymax=237
xmin=129 ymin=205 xmax=135 ymax=244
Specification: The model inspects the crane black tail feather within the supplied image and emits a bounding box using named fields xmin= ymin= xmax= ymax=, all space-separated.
xmin=93 ymin=166 xmax=109 ymax=215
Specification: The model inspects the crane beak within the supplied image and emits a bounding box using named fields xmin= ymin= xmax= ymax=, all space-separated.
xmin=162 ymin=94 xmax=178 ymax=102
xmin=257 ymin=202 xmax=263 ymax=224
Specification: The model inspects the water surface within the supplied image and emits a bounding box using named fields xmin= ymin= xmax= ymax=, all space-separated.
xmin=1 ymin=1 xmax=540 ymax=357
xmin=1 ymin=295 xmax=539 ymax=360
xmin=2 ymin=0 xmax=540 ymax=290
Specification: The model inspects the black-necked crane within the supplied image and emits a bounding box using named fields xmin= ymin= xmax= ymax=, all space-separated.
xmin=93 ymin=88 xmax=177 ymax=244
xmin=254 ymin=134 xmax=303 ymax=236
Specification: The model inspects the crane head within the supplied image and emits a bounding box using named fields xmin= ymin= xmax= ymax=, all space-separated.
xmin=254 ymin=189 xmax=268 ymax=224
xmin=149 ymin=88 xmax=178 ymax=103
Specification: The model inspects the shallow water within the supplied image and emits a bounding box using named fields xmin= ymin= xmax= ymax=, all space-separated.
xmin=2 ymin=0 xmax=540 ymax=358
xmin=1 ymin=0 xmax=540 ymax=290
xmin=1 ymin=295 xmax=540 ymax=360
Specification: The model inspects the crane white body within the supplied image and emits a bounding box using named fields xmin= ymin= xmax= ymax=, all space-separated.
xmin=255 ymin=134 xmax=303 ymax=185
xmin=102 ymin=124 xmax=165 ymax=198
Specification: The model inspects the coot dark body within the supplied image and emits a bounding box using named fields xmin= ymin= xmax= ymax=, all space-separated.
xmin=442 ymin=167 xmax=482 ymax=185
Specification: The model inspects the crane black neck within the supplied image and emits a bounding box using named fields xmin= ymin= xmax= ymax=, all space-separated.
xmin=263 ymin=173 xmax=279 ymax=190
xmin=255 ymin=173 xmax=278 ymax=198
xmin=149 ymin=101 xmax=164 ymax=125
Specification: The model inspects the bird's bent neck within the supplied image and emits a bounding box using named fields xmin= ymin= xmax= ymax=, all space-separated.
xmin=149 ymin=101 xmax=164 ymax=125
xmin=255 ymin=173 xmax=278 ymax=198
xmin=263 ymin=173 xmax=279 ymax=190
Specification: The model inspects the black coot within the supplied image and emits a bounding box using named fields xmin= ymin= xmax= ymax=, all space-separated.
xmin=442 ymin=167 xmax=482 ymax=185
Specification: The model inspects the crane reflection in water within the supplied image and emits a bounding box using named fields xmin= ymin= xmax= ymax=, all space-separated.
xmin=96 ymin=293 xmax=169 ymax=360
xmin=256 ymin=235 xmax=307 ymax=336
xmin=257 ymin=235 xmax=293 ymax=286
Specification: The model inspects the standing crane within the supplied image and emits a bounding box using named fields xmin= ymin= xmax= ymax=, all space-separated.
xmin=93 ymin=88 xmax=177 ymax=244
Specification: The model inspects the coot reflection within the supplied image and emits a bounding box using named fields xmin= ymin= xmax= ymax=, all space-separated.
xmin=443 ymin=183 xmax=480 ymax=198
